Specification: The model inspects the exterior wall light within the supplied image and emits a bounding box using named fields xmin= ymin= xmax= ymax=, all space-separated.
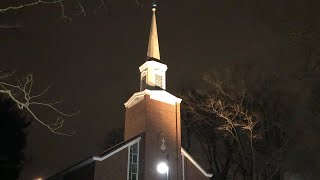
xmin=157 ymin=162 xmax=169 ymax=174
xmin=157 ymin=161 xmax=169 ymax=180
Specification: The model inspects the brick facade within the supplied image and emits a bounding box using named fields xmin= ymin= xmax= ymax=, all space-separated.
xmin=94 ymin=148 xmax=128 ymax=180
xmin=125 ymin=94 xmax=182 ymax=180
xmin=183 ymin=157 xmax=210 ymax=180
xmin=48 ymin=162 xmax=95 ymax=180
xmin=64 ymin=163 xmax=95 ymax=180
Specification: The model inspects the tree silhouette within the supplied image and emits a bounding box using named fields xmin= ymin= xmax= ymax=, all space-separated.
xmin=0 ymin=98 xmax=30 ymax=180
xmin=180 ymin=62 xmax=320 ymax=179
xmin=104 ymin=127 xmax=124 ymax=149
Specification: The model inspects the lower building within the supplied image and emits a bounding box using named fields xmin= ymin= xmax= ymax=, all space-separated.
xmin=48 ymin=133 xmax=212 ymax=180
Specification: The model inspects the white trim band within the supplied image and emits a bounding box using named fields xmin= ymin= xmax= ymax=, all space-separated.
xmin=93 ymin=137 xmax=141 ymax=161
xmin=58 ymin=137 xmax=141 ymax=176
xmin=124 ymin=89 xmax=182 ymax=108
xmin=181 ymin=148 xmax=213 ymax=178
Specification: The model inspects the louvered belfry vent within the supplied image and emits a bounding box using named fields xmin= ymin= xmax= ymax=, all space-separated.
xmin=141 ymin=76 xmax=147 ymax=90
xmin=155 ymin=74 xmax=163 ymax=88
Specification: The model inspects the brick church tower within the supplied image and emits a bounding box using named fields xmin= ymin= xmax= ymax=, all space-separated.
xmin=124 ymin=7 xmax=183 ymax=180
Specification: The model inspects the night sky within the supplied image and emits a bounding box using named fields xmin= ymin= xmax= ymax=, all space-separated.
xmin=1 ymin=0 xmax=320 ymax=179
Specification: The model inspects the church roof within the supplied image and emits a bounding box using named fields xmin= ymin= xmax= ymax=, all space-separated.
xmin=147 ymin=8 xmax=160 ymax=60
xmin=46 ymin=134 xmax=142 ymax=179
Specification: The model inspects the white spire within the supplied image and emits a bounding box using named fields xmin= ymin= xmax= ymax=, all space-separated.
xmin=147 ymin=8 xmax=160 ymax=60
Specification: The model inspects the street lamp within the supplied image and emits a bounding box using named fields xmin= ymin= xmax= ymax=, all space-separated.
xmin=157 ymin=162 xmax=169 ymax=180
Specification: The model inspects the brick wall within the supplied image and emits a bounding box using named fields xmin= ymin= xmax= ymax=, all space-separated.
xmin=125 ymin=94 xmax=182 ymax=180
xmin=94 ymin=148 xmax=128 ymax=180
xmin=124 ymin=99 xmax=147 ymax=140
xmin=63 ymin=163 xmax=95 ymax=180
xmin=184 ymin=157 xmax=211 ymax=180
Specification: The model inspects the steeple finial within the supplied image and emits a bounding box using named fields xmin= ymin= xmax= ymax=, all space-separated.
xmin=147 ymin=6 xmax=160 ymax=60
xmin=152 ymin=0 xmax=157 ymax=8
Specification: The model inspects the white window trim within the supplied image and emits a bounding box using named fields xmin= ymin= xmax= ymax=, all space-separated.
xmin=127 ymin=141 xmax=140 ymax=180
xmin=137 ymin=142 xmax=139 ymax=180
xmin=182 ymin=154 xmax=185 ymax=180
xmin=127 ymin=146 xmax=130 ymax=180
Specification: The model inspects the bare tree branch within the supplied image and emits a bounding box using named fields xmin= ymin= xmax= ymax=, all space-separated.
xmin=77 ymin=0 xmax=86 ymax=16
xmin=0 ymin=25 xmax=24 ymax=28
xmin=181 ymin=72 xmax=262 ymax=179
xmin=0 ymin=71 xmax=78 ymax=136
xmin=0 ymin=0 xmax=62 ymax=13
xmin=0 ymin=0 xmax=145 ymax=28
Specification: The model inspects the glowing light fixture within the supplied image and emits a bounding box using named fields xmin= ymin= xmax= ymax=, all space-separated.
xmin=157 ymin=162 xmax=169 ymax=174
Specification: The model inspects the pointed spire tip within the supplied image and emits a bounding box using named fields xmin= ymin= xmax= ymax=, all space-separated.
xmin=147 ymin=5 xmax=160 ymax=60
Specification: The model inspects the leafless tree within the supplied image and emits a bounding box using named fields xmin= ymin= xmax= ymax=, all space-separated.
xmin=180 ymin=65 xmax=289 ymax=180
xmin=181 ymin=79 xmax=259 ymax=179
xmin=0 ymin=70 xmax=78 ymax=136
xmin=180 ymin=89 xmax=235 ymax=179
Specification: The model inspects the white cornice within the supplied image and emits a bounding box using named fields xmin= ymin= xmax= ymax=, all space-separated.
xmin=124 ymin=90 xmax=148 ymax=108
xmin=139 ymin=60 xmax=168 ymax=72
xmin=181 ymin=148 xmax=213 ymax=178
xmin=124 ymin=89 xmax=182 ymax=108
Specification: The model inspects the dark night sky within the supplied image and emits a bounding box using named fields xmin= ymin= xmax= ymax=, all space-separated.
xmin=1 ymin=0 xmax=320 ymax=179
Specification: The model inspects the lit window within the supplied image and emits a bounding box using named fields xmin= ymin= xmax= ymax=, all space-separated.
xmin=128 ymin=143 xmax=139 ymax=180
xmin=155 ymin=74 xmax=162 ymax=88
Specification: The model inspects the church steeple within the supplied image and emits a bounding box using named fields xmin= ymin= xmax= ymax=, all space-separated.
xmin=124 ymin=7 xmax=183 ymax=179
xmin=147 ymin=7 xmax=160 ymax=60
xmin=139 ymin=7 xmax=167 ymax=91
